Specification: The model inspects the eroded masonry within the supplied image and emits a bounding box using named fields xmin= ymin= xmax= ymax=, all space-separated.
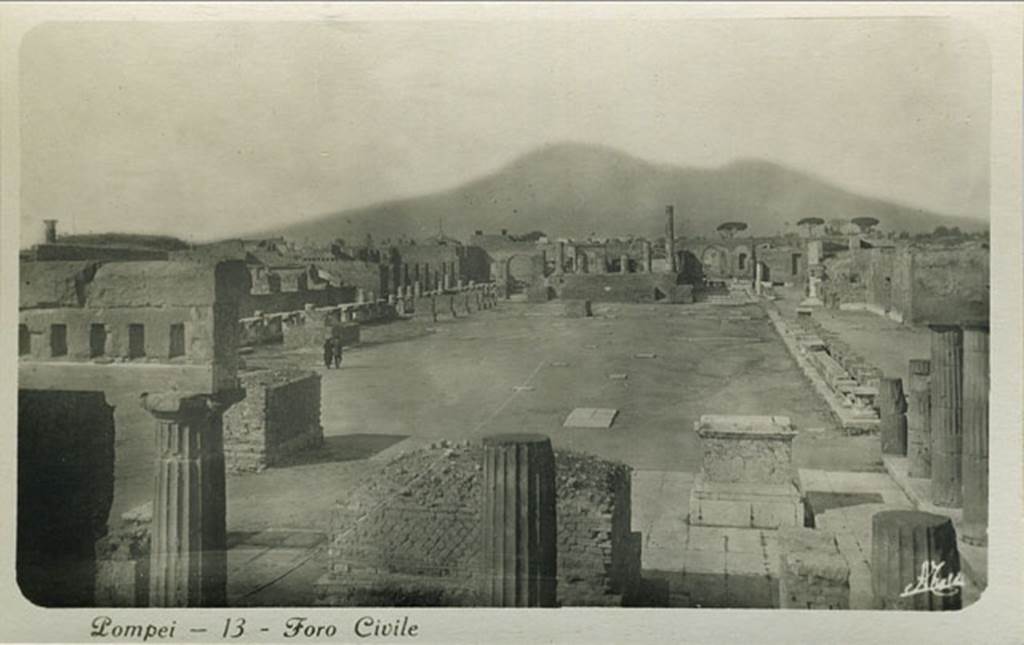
xmin=17 ymin=213 xmax=989 ymax=609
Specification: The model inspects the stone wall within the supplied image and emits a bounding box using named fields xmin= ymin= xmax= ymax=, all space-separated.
xmin=240 ymin=284 xmax=358 ymax=318
xmin=18 ymin=389 xmax=115 ymax=606
xmin=222 ymin=369 xmax=323 ymax=472
xmin=556 ymin=273 xmax=693 ymax=304
xmin=908 ymin=245 xmax=989 ymax=324
xmin=317 ymin=443 xmax=638 ymax=606
xmin=819 ymin=244 xmax=988 ymax=325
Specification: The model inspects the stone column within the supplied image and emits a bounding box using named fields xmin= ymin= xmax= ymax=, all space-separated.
xmin=665 ymin=205 xmax=677 ymax=272
xmin=142 ymin=392 xmax=228 ymax=607
xmin=356 ymin=288 xmax=365 ymax=304
xmin=414 ymin=282 xmax=422 ymax=298
xmin=907 ymin=359 xmax=932 ymax=478
xmin=480 ymin=434 xmax=557 ymax=607
xmin=755 ymin=262 xmax=764 ymax=296
xmin=619 ymin=254 xmax=629 ymax=274
xmin=929 ymin=325 xmax=963 ymax=508
xmin=556 ymin=242 xmax=565 ymax=275
xmin=642 ymin=241 xmax=652 ymax=273
xmin=961 ymin=323 xmax=989 ymax=546
xmin=878 ymin=377 xmax=907 ymax=456
xmin=871 ymin=510 xmax=961 ymax=611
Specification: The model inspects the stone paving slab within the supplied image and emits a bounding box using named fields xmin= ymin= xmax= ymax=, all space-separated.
xmin=563 ymin=407 xmax=619 ymax=428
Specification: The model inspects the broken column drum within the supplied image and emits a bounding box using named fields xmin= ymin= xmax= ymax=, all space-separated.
xmin=480 ymin=434 xmax=557 ymax=607
xmin=929 ymin=325 xmax=963 ymax=508
xmin=878 ymin=377 xmax=908 ymax=456
xmin=960 ymin=324 xmax=989 ymax=546
xmin=907 ymin=359 xmax=932 ymax=478
xmin=871 ymin=510 xmax=962 ymax=610
xmin=142 ymin=392 xmax=228 ymax=607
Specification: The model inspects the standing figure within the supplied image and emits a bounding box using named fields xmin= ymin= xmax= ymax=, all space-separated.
xmin=332 ymin=337 xmax=343 ymax=368
xmin=322 ymin=337 xmax=333 ymax=369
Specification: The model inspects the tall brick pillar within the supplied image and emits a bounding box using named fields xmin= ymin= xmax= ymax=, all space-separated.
xmin=871 ymin=510 xmax=961 ymax=611
xmin=907 ymin=359 xmax=932 ymax=478
xmin=642 ymin=241 xmax=652 ymax=273
xmin=480 ymin=434 xmax=557 ymax=607
xmin=961 ymin=323 xmax=989 ymax=546
xmin=142 ymin=392 xmax=228 ymax=607
xmin=878 ymin=377 xmax=907 ymax=456
xmin=929 ymin=325 xmax=963 ymax=508
xmin=555 ymin=241 xmax=565 ymax=275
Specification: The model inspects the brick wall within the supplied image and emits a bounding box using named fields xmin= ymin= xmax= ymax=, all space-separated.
xmin=317 ymin=443 xmax=638 ymax=606
xmin=222 ymin=369 xmax=323 ymax=472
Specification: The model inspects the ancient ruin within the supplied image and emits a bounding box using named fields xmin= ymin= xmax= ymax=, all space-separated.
xmin=15 ymin=209 xmax=990 ymax=612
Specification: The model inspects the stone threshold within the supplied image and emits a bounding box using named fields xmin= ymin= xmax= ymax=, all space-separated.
xmin=881 ymin=455 xmax=988 ymax=590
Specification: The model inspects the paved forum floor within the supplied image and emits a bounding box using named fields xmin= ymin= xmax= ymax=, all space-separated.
xmin=95 ymin=298 xmax=894 ymax=605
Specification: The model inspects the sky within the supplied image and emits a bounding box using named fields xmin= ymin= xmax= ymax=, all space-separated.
xmin=18 ymin=17 xmax=991 ymax=245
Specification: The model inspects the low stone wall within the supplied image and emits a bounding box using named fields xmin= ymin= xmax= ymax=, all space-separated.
xmin=223 ymin=369 xmax=323 ymax=472
xmin=316 ymin=442 xmax=638 ymax=606
xmin=556 ymin=273 xmax=693 ymax=304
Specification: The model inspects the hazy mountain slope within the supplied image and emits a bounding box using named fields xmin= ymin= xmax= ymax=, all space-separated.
xmin=264 ymin=142 xmax=985 ymax=242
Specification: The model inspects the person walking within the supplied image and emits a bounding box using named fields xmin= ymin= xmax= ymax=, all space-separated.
xmin=332 ymin=337 xmax=343 ymax=368
xmin=322 ymin=337 xmax=333 ymax=369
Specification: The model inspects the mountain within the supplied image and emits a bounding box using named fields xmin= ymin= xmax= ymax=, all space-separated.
xmin=262 ymin=142 xmax=985 ymax=243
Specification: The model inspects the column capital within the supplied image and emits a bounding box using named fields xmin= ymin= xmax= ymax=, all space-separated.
xmin=140 ymin=390 xmax=242 ymax=420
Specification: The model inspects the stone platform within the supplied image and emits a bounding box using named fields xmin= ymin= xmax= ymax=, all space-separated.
xmin=688 ymin=415 xmax=803 ymax=529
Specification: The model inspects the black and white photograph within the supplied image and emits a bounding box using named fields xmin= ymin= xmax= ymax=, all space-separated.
xmin=1 ymin=2 xmax=1021 ymax=643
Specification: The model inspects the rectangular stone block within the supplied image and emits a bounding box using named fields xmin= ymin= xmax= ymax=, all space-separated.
xmin=695 ymin=415 xmax=797 ymax=484
xmin=689 ymin=476 xmax=803 ymax=529
xmin=777 ymin=527 xmax=850 ymax=609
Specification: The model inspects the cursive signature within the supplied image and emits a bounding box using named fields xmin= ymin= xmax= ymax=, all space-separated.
xmin=899 ymin=560 xmax=964 ymax=598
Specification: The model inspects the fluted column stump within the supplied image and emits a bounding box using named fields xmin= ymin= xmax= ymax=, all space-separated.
xmin=480 ymin=434 xmax=557 ymax=607
xmin=961 ymin=323 xmax=989 ymax=546
xmin=871 ymin=510 xmax=962 ymax=610
xmin=907 ymin=359 xmax=933 ymax=478
xmin=142 ymin=392 xmax=228 ymax=607
xmin=929 ymin=325 xmax=963 ymax=508
xmin=878 ymin=377 xmax=908 ymax=456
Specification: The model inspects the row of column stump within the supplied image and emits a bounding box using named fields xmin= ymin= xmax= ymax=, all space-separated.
xmin=868 ymin=322 xmax=988 ymax=610
xmin=135 ymin=410 xmax=560 ymax=607
xmin=877 ymin=323 xmax=989 ymax=546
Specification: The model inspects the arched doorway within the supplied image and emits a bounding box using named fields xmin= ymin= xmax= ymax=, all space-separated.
xmin=504 ymin=255 xmax=536 ymax=297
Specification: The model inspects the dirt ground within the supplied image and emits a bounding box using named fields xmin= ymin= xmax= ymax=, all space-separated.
xmin=98 ymin=298 xmax=892 ymax=533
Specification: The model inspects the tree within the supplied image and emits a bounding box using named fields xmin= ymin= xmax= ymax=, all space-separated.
xmin=796 ymin=217 xmax=825 ymax=237
xmin=851 ymin=217 xmax=880 ymax=234
xmin=716 ymin=221 xmax=748 ymax=239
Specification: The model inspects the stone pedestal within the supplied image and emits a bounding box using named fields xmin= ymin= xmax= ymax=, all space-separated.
xmin=480 ymin=434 xmax=557 ymax=607
xmin=907 ymin=359 xmax=932 ymax=478
xmin=878 ymin=377 xmax=907 ymax=456
xmin=777 ymin=527 xmax=849 ymax=609
xmin=929 ymin=325 xmax=963 ymax=508
xmin=688 ymin=415 xmax=802 ymax=529
xmin=142 ymin=392 xmax=229 ymax=607
xmin=961 ymin=324 xmax=988 ymax=546
xmin=871 ymin=510 xmax=962 ymax=610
